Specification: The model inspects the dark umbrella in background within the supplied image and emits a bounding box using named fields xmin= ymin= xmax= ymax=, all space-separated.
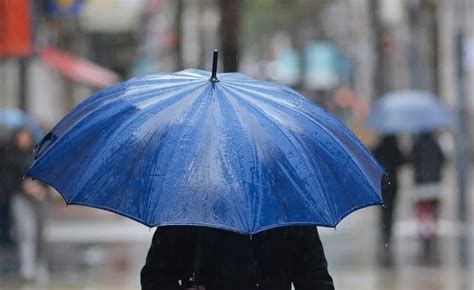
xmin=28 ymin=51 xmax=383 ymax=234
xmin=367 ymin=90 xmax=454 ymax=134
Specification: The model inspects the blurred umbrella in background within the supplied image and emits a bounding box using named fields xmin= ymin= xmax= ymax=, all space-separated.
xmin=367 ymin=90 xmax=455 ymax=134
xmin=0 ymin=107 xmax=43 ymax=142
xmin=38 ymin=47 xmax=121 ymax=88
xmin=27 ymin=51 xmax=382 ymax=235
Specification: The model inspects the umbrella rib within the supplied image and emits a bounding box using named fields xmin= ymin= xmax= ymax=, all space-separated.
xmin=214 ymin=85 xmax=255 ymax=231
xmin=136 ymin=83 xmax=211 ymax=225
xmin=226 ymin=83 xmax=381 ymax=196
xmin=54 ymin=80 xmax=202 ymax=137
xmin=66 ymin=85 xmax=207 ymax=206
xmin=219 ymin=86 xmax=288 ymax=229
xmin=148 ymin=85 xmax=214 ymax=225
xmin=222 ymin=85 xmax=334 ymax=225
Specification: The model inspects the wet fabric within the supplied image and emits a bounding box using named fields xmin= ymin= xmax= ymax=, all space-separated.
xmin=28 ymin=69 xmax=382 ymax=233
xmin=140 ymin=226 xmax=334 ymax=290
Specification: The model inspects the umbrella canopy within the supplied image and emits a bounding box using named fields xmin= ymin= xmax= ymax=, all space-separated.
xmin=28 ymin=57 xmax=382 ymax=234
xmin=367 ymin=90 xmax=454 ymax=134
xmin=0 ymin=107 xmax=43 ymax=142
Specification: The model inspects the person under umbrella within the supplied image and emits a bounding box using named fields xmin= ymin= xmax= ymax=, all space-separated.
xmin=372 ymin=135 xmax=406 ymax=265
xmin=141 ymin=226 xmax=334 ymax=290
xmin=27 ymin=51 xmax=383 ymax=288
xmin=0 ymin=140 xmax=13 ymax=246
xmin=411 ymin=131 xmax=445 ymax=262
xmin=2 ymin=128 xmax=49 ymax=281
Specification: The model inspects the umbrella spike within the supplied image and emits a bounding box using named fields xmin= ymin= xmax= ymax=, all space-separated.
xmin=209 ymin=50 xmax=219 ymax=82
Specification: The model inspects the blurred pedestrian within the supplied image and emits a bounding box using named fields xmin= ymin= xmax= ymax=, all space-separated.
xmin=0 ymin=138 xmax=17 ymax=277
xmin=0 ymin=139 xmax=15 ymax=247
xmin=141 ymin=226 xmax=334 ymax=290
xmin=2 ymin=128 xmax=49 ymax=281
xmin=411 ymin=132 xmax=445 ymax=261
xmin=372 ymin=135 xmax=406 ymax=265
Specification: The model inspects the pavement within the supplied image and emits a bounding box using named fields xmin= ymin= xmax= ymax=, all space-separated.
xmin=1 ymin=164 xmax=472 ymax=290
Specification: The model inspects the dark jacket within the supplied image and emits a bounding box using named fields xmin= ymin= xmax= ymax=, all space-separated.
xmin=372 ymin=135 xmax=405 ymax=192
xmin=412 ymin=133 xmax=444 ymax=184
xmin=0 ymin=141 xmax=34 ymax=197
xmin=141 ymin=226 xmax=334 ymax=290
xmin=0 ymin=142 xmax=9 ymax=205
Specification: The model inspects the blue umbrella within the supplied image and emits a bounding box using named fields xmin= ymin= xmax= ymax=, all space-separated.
xmin=0 ymin=107 xmax=43 ymax=142
xmin=367 ymin=90 xmax=454 ymax=134
xmin=28 ymin=52 xmax=382 ymax=234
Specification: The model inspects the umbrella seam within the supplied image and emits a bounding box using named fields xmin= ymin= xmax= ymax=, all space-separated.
xmin=52 ymin=80 xmax=202 ymax=140
xmin=150 ymin=84 xmax=215 ymax=225
xmin=213 ymin=85 xmax=252 ymax=231
xmin=251 ymin=84 xmax=381 ymax=195
xmin=224 ymin=81 xmax=382 ymax=210
xmin=222 ymin=85 xmax=334 ymax=226
xmin=27 ymin=169 xmax=384 ymax=232
xmin=65 ymin=85 xmax=206 ymax=206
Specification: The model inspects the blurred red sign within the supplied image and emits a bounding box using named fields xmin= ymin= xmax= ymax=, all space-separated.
xmin=39 ymin=48 xmax=121 ymax=88
xmin=0 ymin=0 xmax=32 ymax=57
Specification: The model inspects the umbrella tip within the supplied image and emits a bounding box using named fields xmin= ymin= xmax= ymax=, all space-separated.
xmin=210 ymin=50 xmax=219 ymax=82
